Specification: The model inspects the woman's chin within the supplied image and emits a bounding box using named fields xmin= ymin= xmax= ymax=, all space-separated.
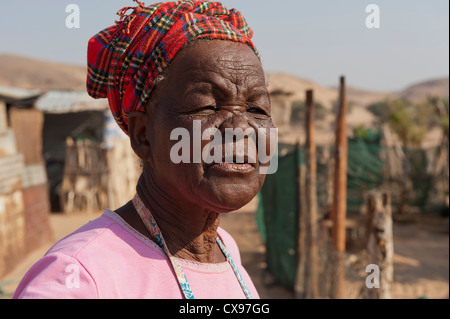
xmin=200 ymin=180 xmax=261 ymax=213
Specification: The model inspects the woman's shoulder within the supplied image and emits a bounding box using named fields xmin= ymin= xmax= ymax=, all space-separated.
xmin=13 ymin=210 xmax=168 ymax=298
xmin=45 ymin=212 xmax=116 ymax=257
xmin=46 ymin=210 xmax=164 ymax=259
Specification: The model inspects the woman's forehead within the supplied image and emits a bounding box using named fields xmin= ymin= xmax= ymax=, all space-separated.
xmin=168 ymin=40 xmax=265 ymax=85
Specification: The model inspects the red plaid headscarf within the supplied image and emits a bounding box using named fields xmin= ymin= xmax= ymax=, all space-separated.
xmin=87 ymin=0 xmax=259 ymax=135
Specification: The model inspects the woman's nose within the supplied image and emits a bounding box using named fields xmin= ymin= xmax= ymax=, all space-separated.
xmin=217 ymin=105 xmax=251 ymax=133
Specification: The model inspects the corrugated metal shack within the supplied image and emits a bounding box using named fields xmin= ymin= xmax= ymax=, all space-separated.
xmin=36 ymin=91 xmax=109 ymax=212
xmin=0 ymin=87 xmax=141 ymax=278
xmin=35 ymin=91 xmax=140 ymax=214
xmin=0 ymin=86 xmax=52 ymax=278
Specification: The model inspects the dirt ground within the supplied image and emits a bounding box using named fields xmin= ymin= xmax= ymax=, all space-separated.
xmin=221 ymin=207 xmax=449 ymax=299
xmin=1 ymin=202 xmax=448 ymax=299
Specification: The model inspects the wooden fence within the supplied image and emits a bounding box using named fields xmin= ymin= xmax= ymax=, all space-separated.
xmin=60 ymin=136 xmax=140 ymax=214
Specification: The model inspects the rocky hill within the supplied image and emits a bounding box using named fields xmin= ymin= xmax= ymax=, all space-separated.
xmin=397 ymin=77 xmax=449 ymax=102
xmin=0 ymin=54 xmax=448 ymax=145
xmin=0 ymin=54 xmax=87 ymax=91
xmin=265 ymin=72 xmax=448 ymax=144
xmin=2 ymin=54 xmax=447 ymax=101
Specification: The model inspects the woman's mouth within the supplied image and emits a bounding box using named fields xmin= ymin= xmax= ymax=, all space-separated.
xmin=205 ymin=155 xmax=257 ymax=175
xmin=210 ymin=161 xmax=255 ymax=173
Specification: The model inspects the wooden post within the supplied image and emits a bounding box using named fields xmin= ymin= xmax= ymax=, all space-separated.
xmin=0 ymin=100 xmax=7 ymax=135
xmin=304 ymin=90 xmax=319 ymax=298
xmin=363 ymin=191 xmax=394 ymax=299
xmin=294 ymin=140 xmax=306 ymax=298
xmin=330 ymin=76 xmax=348 ymax=299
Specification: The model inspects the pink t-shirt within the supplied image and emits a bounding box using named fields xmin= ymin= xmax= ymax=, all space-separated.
xmin=13 ymin=210 xmax=259 ymax=299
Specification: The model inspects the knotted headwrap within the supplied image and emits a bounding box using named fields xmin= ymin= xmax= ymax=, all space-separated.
xmin=87 ymin=0 xmax=259 ymax=135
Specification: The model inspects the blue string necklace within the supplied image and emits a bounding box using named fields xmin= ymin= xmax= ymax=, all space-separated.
xmin=132 ymin=194 xmax=253 ymax=299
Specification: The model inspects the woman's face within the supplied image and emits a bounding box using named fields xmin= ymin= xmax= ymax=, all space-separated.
xmin=140 ymin=40 xmax=275 ymax=213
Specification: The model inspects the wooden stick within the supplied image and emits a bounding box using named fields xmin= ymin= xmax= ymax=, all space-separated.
xmin=294 ymin=140 xmax=306 ymax=298
xmin=330 ymin=76 xmax=348 ymax=299
xmin=304 ymin=90 xmax=319 ymax=298
xmin=363 ymin=191 xmax=394 ymax=299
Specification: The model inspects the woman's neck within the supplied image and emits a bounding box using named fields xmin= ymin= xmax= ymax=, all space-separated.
xmin=133 ymin=174 xmax=226 ymax=263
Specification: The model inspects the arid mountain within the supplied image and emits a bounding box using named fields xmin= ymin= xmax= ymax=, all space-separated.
xmin=396 ymin=77 xmax=449 ymax=102
xmin=0 ymin=54 xmax=448 ymax=141
xmin=267 ymin=73 xmax=396 ymax=109
xmin=1 ymin=54 xmax=447 ymax=102
xmin=266 ymin=73 xmax=394 ymax=134
xmin=266 ymin=73 xmax=448 ymax=135
xmin=0 ymin=54 xmax=87 ymax=91
xmin=266 ymin=73 xmax=449 ymax=108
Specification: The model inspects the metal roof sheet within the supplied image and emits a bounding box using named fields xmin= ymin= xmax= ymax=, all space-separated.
xmin=35 ymin=91 xmax=108 ymax=113
xmin=0 ymin=85 xmax=42 ymax=100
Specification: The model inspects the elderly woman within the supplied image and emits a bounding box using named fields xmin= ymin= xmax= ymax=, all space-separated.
xmin=14 ymin=0 xmax=275 ymax=299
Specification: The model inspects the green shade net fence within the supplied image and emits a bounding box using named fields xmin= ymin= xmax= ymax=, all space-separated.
xmin=256 ymin=135 xmax=447 ymax=289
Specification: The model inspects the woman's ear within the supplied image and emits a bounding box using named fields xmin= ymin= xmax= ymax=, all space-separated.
xmin=128 ymin=111 xmax=151 ymax=161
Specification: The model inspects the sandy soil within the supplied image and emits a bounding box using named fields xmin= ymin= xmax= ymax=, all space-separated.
xmin=221 ymin=208 xmax=449 ymax=299
xmin=1 ymin=203 xmax=448 ymax=299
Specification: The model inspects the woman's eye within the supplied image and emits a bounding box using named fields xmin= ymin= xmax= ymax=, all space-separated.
xmin=197 ymin=105 xmax=217 ymax=113
xmin=247 ymin=106 xmax=268 ymax=117
xmin=247 ymin=107 xmax=263 ymax=114
xmin=246 ymin=91 xmax=270 ymax=117
xmin=191 ymin=105 xmax=216 ymax=115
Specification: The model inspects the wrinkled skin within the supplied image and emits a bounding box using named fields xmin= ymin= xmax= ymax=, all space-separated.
xmin=116 ymin=40 xmax=275 ymax=263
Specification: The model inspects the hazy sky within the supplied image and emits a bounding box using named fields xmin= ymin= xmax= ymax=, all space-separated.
xmin=0 ymin=0 xmax=448 ymax=92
